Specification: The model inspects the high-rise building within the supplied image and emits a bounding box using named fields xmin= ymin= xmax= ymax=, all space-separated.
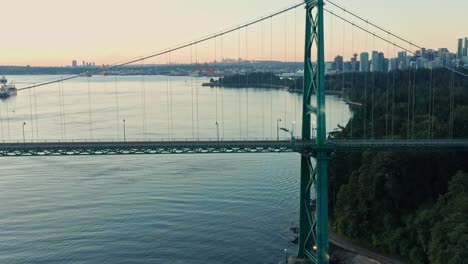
xmin=72 ymin=60 xmax=77 ymax=67
xmin=360 ymin=52 xmax=369 ymax=72
xmin=421 ymin=48 xmax=427 ymax=59
xmin=343 ymin=62 xmax=352 ymax=72
xmin=333 ymin=55 xmax=343 ymax=71
xmin=458 ymin=38 xmax=464 ymax=59
xmin=378 ymin=52 xmax=385 ymax=72
xmin=397 ymin=51 xmax=407 ymax=69
xmin=371 ymin=51 xmax=380 ymax=72
xmin=351 ymin=53 xmax=358 ymax=72
xmin=388 ymin=58 xmax=398 ymax=71
xmin=438 ymin=48 xmax=449 ymax=66
xmin=464 ymin=38 xmax=468 ymax=57
xmin=426 ymin=49 xmax=435 ymax=60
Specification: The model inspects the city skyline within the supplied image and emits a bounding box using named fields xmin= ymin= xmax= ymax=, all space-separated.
xmin=2 ymin=0 xmax=468 ymax=66
xmin=326 ymin=36 xmax=468 ymax=73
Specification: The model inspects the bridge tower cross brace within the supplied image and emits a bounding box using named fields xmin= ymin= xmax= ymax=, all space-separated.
xmin=298 ymin=0 xmax=328 ymax=264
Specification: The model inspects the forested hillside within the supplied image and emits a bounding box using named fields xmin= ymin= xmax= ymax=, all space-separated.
xmin=328 ymin=68 xmax=468 ymax=263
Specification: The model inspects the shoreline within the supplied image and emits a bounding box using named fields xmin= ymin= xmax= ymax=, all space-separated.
xmin=202 ymin=81 xmax=344 ymax=96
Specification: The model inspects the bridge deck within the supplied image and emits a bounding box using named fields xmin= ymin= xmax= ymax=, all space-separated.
xmin=1 ymin=139 xmax=468 ymax=156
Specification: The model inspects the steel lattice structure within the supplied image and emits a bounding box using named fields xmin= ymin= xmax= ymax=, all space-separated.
xmin=297 ymin=0 xmax=329 ymax=263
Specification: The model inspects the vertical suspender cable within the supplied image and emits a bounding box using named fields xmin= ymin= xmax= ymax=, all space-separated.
xmin=341 ymin=12 xmax=345 ymax=134
xmin=363 ymin=22 xmax=368 ymax=139
xmin=238 ymin=28 xmax=242 ymax=138
xmin=407 ymin=62 xmax=411 ymax=139
xmin=58 ymin=82 xmax=63 ymax=139
xmin=58 ymin=82 xmax=64 ymax=140
xmin=166 ymin=53 xmax=170 ymax=138
xmin=262 ymin=19 xmax=265 ymax=139
xmin=87 ymin=77 xmax=93 ymax=140
xmin=34 ymin=84 xmax=39 ymax=140
xmin=190 ymin=45 xmax=195 ymax=139
xmin=391 ymin=45 xmax=396 ymax=139
xmin=220 ymin=36 xmax=225 ymax=139
xmin=115 ymin=76 xmax=120 ymax=139
xmin=431 ymin=70 xmax=436 ymax=138
xmin=28 ymin=87 xmax=34 ymax=141
xmin=6 ymin=100 xmax=10 ymax=141
xmin=169 ymin=53 xmax=174 ymax=138
xmin=371 ymin=34 xmax=375 ymax=138
xmin=215 ymin=38 xmax=219 ymax=134
xmin=270 ymin=18 xmax=274 ymax=138
xmin=283 ymin=12 xmax=287 ymax=131
xmin=141 ymin=58 xmax=147 ymax=138
xmin=329 ymin=11 xmax=333 ymax=132
xmin=62 ymin=81 xmax=67 ymax=140
xmin=449 ymin=71 xmax=455 ymax=139
xmin=350 ymin=24 xmax=355 ymax=138
xmin=427 ymin=67 xmax=434 ymax=139
xmin=411 ymin=67 xmax=416 ymax=139
xmin=246 ymin=26 xmax=249 ymax=139
xmin=385 ymin=34 xmax=390 ymax=139
xmin=196 ymin=45 xmax=200 ymax=139
xmin=294 ymin=7 xmax=297 ymax=137
xmin=0 ymin=99 xmax=3 ymax=141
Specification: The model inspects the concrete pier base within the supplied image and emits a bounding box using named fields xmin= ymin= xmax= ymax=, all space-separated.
xmin=288 ymin=256 xmax=313 ymax=264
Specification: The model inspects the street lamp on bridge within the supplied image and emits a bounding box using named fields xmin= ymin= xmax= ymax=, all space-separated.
xmin=280 ymin=121 xmax=296 ymax=141
xmin=22 ymin=122 xmax=26 ymax=143
xmin=215 ymin=122 xmax=220 ymax=141
xmin=123 ymin=119 xmax=126 ymax=142
xmin=276 ymin=117 xmax=282 ymax=140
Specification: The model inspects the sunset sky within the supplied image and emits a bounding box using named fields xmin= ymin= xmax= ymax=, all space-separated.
xmin=2 ymin=0 xmax=467 ymax=66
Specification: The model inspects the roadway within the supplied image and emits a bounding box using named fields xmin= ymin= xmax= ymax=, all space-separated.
xmin=1 ymin=139 xmax=468 ymax=156
xmin=330 ymin=232 xmax=404 ymax=264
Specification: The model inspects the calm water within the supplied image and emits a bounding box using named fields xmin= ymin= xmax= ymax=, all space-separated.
xmin=0 ymin=75 xmax=351 ymax=264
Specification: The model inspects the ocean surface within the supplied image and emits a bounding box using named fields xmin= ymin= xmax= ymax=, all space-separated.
xmin=0 ymin=75 xmax=351 ymax=263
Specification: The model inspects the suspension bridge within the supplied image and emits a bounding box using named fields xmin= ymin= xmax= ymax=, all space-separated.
xmin=2 ymin=0 xmax=468 ymax=263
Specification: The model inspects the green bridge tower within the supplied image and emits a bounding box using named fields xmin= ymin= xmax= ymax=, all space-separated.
xmin=297 ymin=0 xmax=328 ymax=263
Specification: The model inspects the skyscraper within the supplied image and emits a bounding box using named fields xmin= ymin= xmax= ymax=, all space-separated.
xmin=351 ymin=53 xmax=358 ymax=71
xmin=360 ymin=52 xmax=369 ymax=72
xmin=458 ymin=38 xmax=463 ymax=59
xmin=378 ymin=52 xmax=385 ymax=72
xmin=464 ymin=38 xmax=468 ymax=57
xmin=438 ymin=48 xmax=449 ymax=66
xmin=333 ymin=55 xmax=343 ymax=71
xmin=397 ymin=51 xmax=407 ymax=70
xmin=371 ymin=51 xmax=380 ymax=72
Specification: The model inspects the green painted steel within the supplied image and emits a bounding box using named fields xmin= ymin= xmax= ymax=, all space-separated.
xmin=315 ymin=0 xmax=329 ymax=263
xmin=299 ymin=0 xmax=328 ymax=263
xmin=298 ymin=0 xmax=314 ymax=259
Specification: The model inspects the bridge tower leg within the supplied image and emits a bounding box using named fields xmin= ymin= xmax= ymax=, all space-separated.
xmin=293 ymin=0 xmax=328 ymax=264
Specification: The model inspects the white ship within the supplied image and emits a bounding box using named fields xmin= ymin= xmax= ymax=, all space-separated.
xmin=0 ymin=76 xmax=17 ymax=98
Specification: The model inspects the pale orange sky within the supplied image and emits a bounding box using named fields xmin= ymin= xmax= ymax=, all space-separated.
xmin=2 ymin=0 xmax=467 ymax=66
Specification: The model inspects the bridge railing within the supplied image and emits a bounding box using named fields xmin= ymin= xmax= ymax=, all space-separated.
xmin=0 ymin=137 xmax=301 ymax=144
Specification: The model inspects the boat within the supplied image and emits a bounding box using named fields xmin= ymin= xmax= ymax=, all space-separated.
xmin=0 ymin=76 xmax=17 ymax=98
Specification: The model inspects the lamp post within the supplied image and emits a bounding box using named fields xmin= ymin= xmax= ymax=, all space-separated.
xmin=123 ymin=119 xmax=126 ymax=142
xmin=215 ymin=122 xmax=220 ymax=141
xmin=276 ymin=117 xmax=282 ymax=140
xmin=22 ymin=122 xmax=26 ymax=143
xmin=292 ymin=121 xmax=296 ymax=140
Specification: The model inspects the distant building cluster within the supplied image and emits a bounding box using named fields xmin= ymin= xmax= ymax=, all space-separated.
xmin=326 ymin=37 xmax=468 ymax=73
xmin=71 ymin=60 xmax=96 ymax=68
